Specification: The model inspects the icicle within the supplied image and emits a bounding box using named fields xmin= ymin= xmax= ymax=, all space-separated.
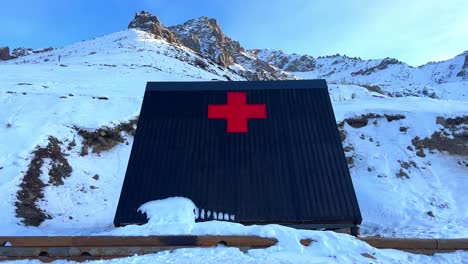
xmin=194 ymin=207 xmax=199 ymax=219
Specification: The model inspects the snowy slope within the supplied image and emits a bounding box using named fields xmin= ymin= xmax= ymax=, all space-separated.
xmin=4 ymin=29 xmax=241 ymax=82
xmin=329 ymin=85 xmax=468 ymax=238
xmin=0 ymin=29 xmax=242 ymax=233
xmin=0 ymin=23 xmax=467 ymax=263
xmin=253 ymin=49 xmax=468 ymax=99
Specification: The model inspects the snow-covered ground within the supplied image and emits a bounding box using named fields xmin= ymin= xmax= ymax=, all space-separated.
xmin=0 ymin=29 xmax=467 ymax=263
xmin=329 ymin=84 xmax=468 ymax=238
xmin=0 ymin=29 xmax=240 ymax=234
xmin=3 ymin=197 xmax=468 ymax=264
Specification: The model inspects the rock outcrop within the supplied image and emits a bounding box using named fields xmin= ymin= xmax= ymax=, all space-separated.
xmin=351 ymin=58 xmax=403 ymax=76
xmin=12 ymin=47 xmax=33 ymax=57
xmin=12 ymin=47 xmax=54 ymax=58
xmin=169 ymin=17 xmax=242 ymax=67
xmin=168 ymin=16 xmax=293 ymax=80
xmin=456 ymin=54 xmax=468 ymax=80
xmin=128 ymin=10 xmax=181 ymax=44
xmin=0 ymin=47 xmax=11 ymax=61
xmin=251 ymin=49 xmax=316 ymax=72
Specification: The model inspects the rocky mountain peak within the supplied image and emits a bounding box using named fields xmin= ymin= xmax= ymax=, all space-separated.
xmin=124 ymin=11 xmax=292 ymax=80
xmin=351 ymin=57 xmax=403 ymax=76
xmin=456 ymin=52 xmax=468 ymax=80
xmin=0 ymin=47 xmax=12 ymax=61
xmin=168 ymin=16 xmax=243 ymax=67
xmin=251 ymin=49 xmax=317 ymax=72
xmin=128 ymin=10 xmax=180 ymax=44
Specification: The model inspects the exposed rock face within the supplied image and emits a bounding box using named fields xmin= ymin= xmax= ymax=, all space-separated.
xmin=12 ymin=47 xmax=54 ymax=58
xmin=286 ymin=55 xmax=316 ymax=72
xmin=128 ymin=10 xmax=181 ymax=44
xmin=0 ymin=47 xmax=11 ymax=61
xmin=351 ymin=58 xmax=402 ymax=76
xmin=412 ymin=116 xmax=468 ymax=156
xmin=169 ymin=17 xmax=242 ymax=67
xmin=251 ymin=49 xmax=316 ymax=71
xmin=233 ymin=55 xmax=291 ymax=80
xmin=12 ymin=47 xmax=33 ymax=57
xmin=169 ymin=16 xmax=293 ymax=80
xmin=456 ymin=54 xmax=468 ymax=80
xmin=124 ymin=11 xmax=468 ymax=84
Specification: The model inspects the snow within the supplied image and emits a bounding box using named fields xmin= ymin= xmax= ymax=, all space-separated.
xmin=3 ymin=247 xmax=465 ymax=264
xmin=138 ymin=197 xmax=197 ymax=226
xmin=256 ymin=48 xmax=468 ymax=98
xmin=6 ymin=197 xmax=467 ymax=264
xmin=0 ymin=29 xmax=467 ymax=263
xmin=0 ymin=29 xmax=241 ymax=236
xmin=328 ymin=84 xmax=468 ymax=238
xmin=106 ymin=198 xmax=465 ymax=263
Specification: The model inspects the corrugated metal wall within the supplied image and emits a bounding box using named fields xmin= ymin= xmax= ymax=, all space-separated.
xmin=114 ymin=80 xmax=362 ymax=226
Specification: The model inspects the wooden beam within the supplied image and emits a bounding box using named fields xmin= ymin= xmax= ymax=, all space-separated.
xmin=0 ymin=236 xmax=278 ymax=248
xmin=437 ymin=239 xmax=468 ymax=250
xmin=359 ymin=237 xmax=437 ymax=249
xmin=1 ymin=235 xmax=466 ymax=262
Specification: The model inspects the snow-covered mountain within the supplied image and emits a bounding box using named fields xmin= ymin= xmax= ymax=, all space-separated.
xmin=122 ymin=11 xmax=293 ymax=81
xmin=167 ymin=16 xmax=294 ymax=81
xmin=125 ymin=11 xmax=468 ymax=99
xmin=251 ymin=48 xmax=317 ymax=72
xmin=0 ymin=27 xmax=242 ymax=228
xmin=252 ymin=48 xmax=468 ymax=99
xmin=0 ymin=10 xmax=467 ymax=263
xmin=169 ymin=16 xmax=242 ymax=67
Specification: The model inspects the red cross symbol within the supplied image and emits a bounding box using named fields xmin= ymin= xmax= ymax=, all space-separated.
xmin=208 ymin=92 xmax=267 ymax=133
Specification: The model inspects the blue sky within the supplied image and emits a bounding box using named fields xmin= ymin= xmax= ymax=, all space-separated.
xmin=1 ymin=0 xmax=467 ymax=66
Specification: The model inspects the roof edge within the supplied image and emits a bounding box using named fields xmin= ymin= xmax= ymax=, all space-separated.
xmin=145 ymin=79 xmax=328 ymax=91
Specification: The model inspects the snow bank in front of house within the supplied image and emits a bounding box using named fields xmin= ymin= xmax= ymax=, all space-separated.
xmin=139 ymin=197 xmax=197 ymax=225
xmin=84 ymin=197 xmax=466 ymax=264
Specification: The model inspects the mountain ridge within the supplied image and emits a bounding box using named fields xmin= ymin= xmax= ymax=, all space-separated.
xmin=125 ymin=11 xmax=468 ymax=91
xmin=0 ymin=10 xmax=467 ymax=259
xmin=3 ymin=10 xmax=466 ymax=74
xmin=2 ymin=10 xmax=468 ymax=99
xmin=167 ymin=15 xmax=294 ymax=81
